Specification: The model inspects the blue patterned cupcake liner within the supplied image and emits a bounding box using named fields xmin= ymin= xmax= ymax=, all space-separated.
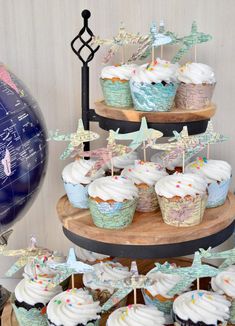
xmin=63 ymin=179 xmax=89 ymax=209
xmin=130 ymin=80 xmax=178 ymax=112
xmin=207 ymin=178 xmax=231 ymax=208
xmin=11 ymin=295 xmax=48 ymax=326
xmin=88 ymin=198 xmax=137 ymax=229
xmin=100 ymin=78 xmax=133 ymax=107
xmin=142 ymin=289 xmax=173 ymax=324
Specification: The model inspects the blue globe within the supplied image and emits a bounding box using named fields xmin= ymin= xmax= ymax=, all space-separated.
xmin=0 ymin=64 xmax=48 ymax=236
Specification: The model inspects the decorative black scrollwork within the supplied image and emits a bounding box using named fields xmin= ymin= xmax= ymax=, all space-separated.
xmin=71 ymin=10 xmax=99 ymax=65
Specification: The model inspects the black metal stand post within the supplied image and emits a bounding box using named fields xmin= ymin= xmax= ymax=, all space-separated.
xmin=71 ymin=9 xmax=99 ymax=151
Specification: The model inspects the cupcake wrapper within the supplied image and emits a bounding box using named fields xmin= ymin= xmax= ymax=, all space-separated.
xmin=130 ymin=80 xmax=178 ymax=112
xmin=87 ymin=288 xmax=127 ymax=312
xmin=63 ymin=181 xmax=89 ymax=209
xmin=136 ymin=185 xmax=159 ymax=212
xmin=157 ymin=194 xmax=207 ymax=227
xmin=142 ymin=290 xmax=173 ymax=324
xmin=175 ymin=83 xmax=215 ymax=110
xmin=100 ymin=78 xmax=133 ymax=107
xmin=12 ymin=301 xmax=48 ymax=326
xmin=89 ymin=198 xmax=137 ymax=229
xmin=206 ymin=178 xmax=231 ymax=208
xmin=47 ymin=318 xmax=100 ymax=326
xmin=172 ymin=311 xmax=228 ymax=326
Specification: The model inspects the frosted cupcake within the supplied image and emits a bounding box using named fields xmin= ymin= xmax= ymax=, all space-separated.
xmin=76 ymin=246 xmax=110 ymax=265
xmin=173 ymin=290 xmax=231 ymax=326
xmin=13 ymin=260 xmax=62 ymax=326
xmin=143 ymin=264 xmax=190 ymax=324
xmin=62 ymin=158 xmax=104 ymax=209
xmin=185 ymin=158 xmax=232 ymax=208
xmin=211 ymin=266 xmax=235 ymax=324
xmin=176 ymin=62 xmax=216 ymax=109
xmin=130 ymin=58 xmax=178 ymax=112
xmin=47 ymin=288 xmax=101 ymax=326
xmin=83 ymin=261 xmax=131 ymax=308
xmin=88 ymin=176 xmax=138 ymax=229
xmin=100 ymin=64 xmax=136 ymax=107
xmin=155 ymin=173 xmax=208 ymax=227
xmin=121 ymin=160 xmax=167 ymax=212
xmin=105 ymin=151 xmax=139 ymax=176
xmin=107 ymin=304 xmax=166 ymax=326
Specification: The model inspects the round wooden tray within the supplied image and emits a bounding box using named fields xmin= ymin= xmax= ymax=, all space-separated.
xmin=94 ymin=101 xmax=216 ymax=135
xmin=57 ymin=193 xmax=235 ymax=259
xmin=2 ymin=257 xmax=229 ymax=326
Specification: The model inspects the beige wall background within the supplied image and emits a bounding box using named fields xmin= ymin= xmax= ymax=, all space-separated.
xmin=0 ymin=0 xmax=234 ymax=289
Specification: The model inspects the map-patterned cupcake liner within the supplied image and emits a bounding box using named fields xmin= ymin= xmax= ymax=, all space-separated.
xmin=100 ymin=78 xmax=133 ymax=107
xmin=130 ymin=80 xmax=178 ymax=112
xmin=11 ymin=295 xmax=48 ymax=326
xmin=63 ymin=180 xmax=89 ymax=209
xmin=230 ymin=298 xmax=235 ymax=324
xmin=207 ymin=178 xmax=231 ymax=208
xmin=157 ymin=194 xmax=207 ymax=227
xmin=142 ymin=289 xmax=174 ymax=324
xmin=175 ymin=82 xmax=215 ymax=110
xmin=89 ymin=198 xmax=137 ymax=229
xmin=136 ymin=184 xmax=159 ymax=212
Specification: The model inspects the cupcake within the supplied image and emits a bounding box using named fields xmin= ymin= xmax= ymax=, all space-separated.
xmin=155 ymin=173 xmax=208 ymax=227
xmin=130 ymin=58 xmax=178 ymax=112
xmin=47 ymin=288 xmax=101 ymax=326
xmin=121 ymin=160 xmax=167 ymax=212
xmin=211 ymin=266 xmax=235 ymax=324
xmin=173 ymin=290 xmax=231 ymax=326
xmin=88 ymin=176 xmax=138 ymax=229
xmin=143 ymin=264 xmax=190 ymax=324
xmin=100 ymin=64 xmax=136 ymax=107
xmin=62 ymin=158 xmax=104 ymax=209
xmin=13 ymin=259 xmax=62 ymax=326
xmin=83 ymin=261 xmax=131 ymax=309
xmin=106 ymin=304 xmax=166 ymax=326
xmin=76 ymin=246 xmax=111 ymax=265
xmin=175 ymin=62 xmax=216 ymax=109
xmin=185 ymin=158 xmax=232 ymax=208
xmin=105 ymin=151 xmax=139 ymax=176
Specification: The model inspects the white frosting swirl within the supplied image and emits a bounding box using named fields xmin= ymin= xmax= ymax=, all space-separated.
xmin=173 ymin=290 xmax=230 ymax=324
xmin=47 ymin=288 xmax=101 ymax=326
xmin=15 ymin=278 xmax=62 ymax=306
xmin=155 ymin=173 xmax=207 ymax=198
xmin=146 ymin=270 xmax=184 ymax=299
xmin=107 ymin=304 xmax=166 ymax=326
xmin=131 ymin=58 xmax=178 ymax=84
xmin=101 ymin=64 xmax=137 ymax=80
xmin=76 ymin=247 xmax=110 ymax=263
xmin=211 ymin=266 xmax=235 ymax=298
xmin=83 ymin=261 xmax=131 ymax=293
xmin=121 ymin=160 xmax=167 ymax=186
xmin=88 ymin=176 xmax=138 ymax=202
xmin=106 ymin=151 xmax=139 ymax=169
xmin=185 ymin=159 xmax=232 ymax=183
xmin=62 ymin=159 xmax=104 ymax=185
xmin=177 ymin=62 xmax=216 ymax=84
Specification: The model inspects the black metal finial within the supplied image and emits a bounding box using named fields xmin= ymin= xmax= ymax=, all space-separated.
xmin=71 ymin=9 xmax=99 ymax=65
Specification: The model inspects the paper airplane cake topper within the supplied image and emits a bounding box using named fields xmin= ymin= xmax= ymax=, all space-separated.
xmin=113 ymin=117 xmax=163 ymax=151
xmin=92 ymin=23 xmax=146 ymax=63
xmin=200 ymin=247 xmax=235 ymax=270
xmin=1 ymin=236 xmax=53 ymax=277
xmin=48 ymin=119 xmax=100 ymax=159
xmin=154 ymin=252 xmax=218 ymax=297
xmin=0 ymin=64 xmax=19 ymax=93
xmin=172 ymin=21 xmax=212 ymax=63
xmin=128 ymin=22 xmax=174 ymax=62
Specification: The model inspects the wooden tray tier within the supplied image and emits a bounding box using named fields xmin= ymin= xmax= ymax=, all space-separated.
xmin=94 ymin=101 xmax=216 ymax=136
xmin=57 ymin=193 xmax=235 ymax=259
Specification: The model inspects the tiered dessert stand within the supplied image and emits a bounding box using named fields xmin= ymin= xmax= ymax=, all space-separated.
xmin=2 ymin=9 xmax=235 ymax=326
xmin=58 ymin=9 xmax=235 ymax=259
